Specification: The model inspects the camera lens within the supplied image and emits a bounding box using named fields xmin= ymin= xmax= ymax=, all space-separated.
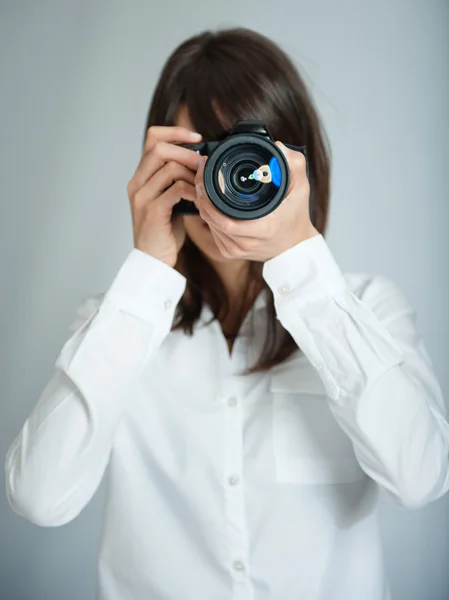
xmin=215 ymin=143 xmax=280 ymax=209
xmin=203 ymin=132 xmax=290 ymax=220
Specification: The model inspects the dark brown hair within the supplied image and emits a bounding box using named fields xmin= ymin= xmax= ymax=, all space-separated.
xmin=144 ymin=27 xmax=331 ymax=375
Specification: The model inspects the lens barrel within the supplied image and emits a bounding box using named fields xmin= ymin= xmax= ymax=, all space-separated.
xmin=203 ymin=133 xmax=290 ymax=220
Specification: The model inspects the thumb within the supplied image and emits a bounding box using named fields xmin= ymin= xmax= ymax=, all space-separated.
xmin=275 ymin=140 xmax=290 ymax=158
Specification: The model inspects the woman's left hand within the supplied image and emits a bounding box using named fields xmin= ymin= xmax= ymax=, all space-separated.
xmin=193 ymin=142 xmax=319 ymax=262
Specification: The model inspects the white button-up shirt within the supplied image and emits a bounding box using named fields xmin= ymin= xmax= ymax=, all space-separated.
xmin=5 ymin=234 xmax=449 ymax=600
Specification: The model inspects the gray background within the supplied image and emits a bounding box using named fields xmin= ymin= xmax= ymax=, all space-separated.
xmin=1 ymin=1 xmax=448 ymax=599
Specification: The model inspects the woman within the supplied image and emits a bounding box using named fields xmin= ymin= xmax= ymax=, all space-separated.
xmin=5 ymin=27 xmax=449 ymax=600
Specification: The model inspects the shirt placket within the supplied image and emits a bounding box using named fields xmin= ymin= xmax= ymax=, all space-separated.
xmin=219 ymin=327 xmax=255 ymax=600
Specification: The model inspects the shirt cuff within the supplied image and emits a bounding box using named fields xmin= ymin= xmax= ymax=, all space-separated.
xmin=103 ymin=248 xmax=187 ymax=322
xmin=262 ymin=233 xmax=347 ymax=312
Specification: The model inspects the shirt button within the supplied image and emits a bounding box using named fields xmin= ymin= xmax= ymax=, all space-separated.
xmin=164 ymin=299 xmax=172 ymax=309
xmin=279 ymin=284 xmax=291 ymax=295
xmin=227 ymin=396 xmax=237 ymax=407
xmin=232 ymin=560 xmax=245 ymax=572
xmin=228 ymin=474 xmax=239 ymax=486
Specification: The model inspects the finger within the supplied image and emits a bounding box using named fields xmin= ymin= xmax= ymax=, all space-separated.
xmin=144 ymin=126 xmax=202 ymax=153
xmin=194 ymin=156 xmax=207 ymax=206
xmin=208 ymin=222 xmax=248 ymax=259
xmin=199 ymin=201 xmax=263 ymax=239
xmin=194 ymin=154 xmax=271 ymax=239
xmin=132 ymin=142 xmax=202 ymax=192
xmin=210 ymin=224 xmax=235 ymax=248
xmin=208 ymin=222 xmax=232 ymax=256
xmin=194 ymin=155 xmax=206 ymax=188
xmin=275 ymin=141 xmax=307 ymax=173
xmin=132 ymin=162 xmax=196 ymax=209
xmin=158 ymin=181 xmax=198 ymax=213
xmin=275 ymin=140 xmax=289 ymax=158
xmin=275 ymin=141 xmax=309 ymax=200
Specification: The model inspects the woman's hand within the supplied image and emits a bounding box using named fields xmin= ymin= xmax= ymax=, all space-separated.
xmin=127 ymin=126 xmax=202 ymax=268
xmin=193 ymin=142 xmax=319 ymax=262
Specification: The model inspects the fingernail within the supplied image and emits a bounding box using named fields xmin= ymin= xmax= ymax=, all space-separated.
xmin=196 ymin=184 xmax=204 ymax=198
xmin=189 ymin=131 xmax=202 ymax=140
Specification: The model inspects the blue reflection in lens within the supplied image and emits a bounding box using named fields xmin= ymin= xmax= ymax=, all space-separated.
xmin=269 ymin=157 xmax=281 ymax=187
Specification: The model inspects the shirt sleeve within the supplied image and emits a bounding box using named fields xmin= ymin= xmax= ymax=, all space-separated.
xmin=4 ymin=248 xmax=186 ymax=527
xmin=262 ymin=233 xmax=449 ymax=509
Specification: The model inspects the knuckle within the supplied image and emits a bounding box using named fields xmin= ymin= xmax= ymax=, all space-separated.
xmin=167 ymin=160 xmax=178 ymax=176
xmin=144 ymin=128 xmax=156 ymax=149
xmin=172 ymin=180 xmax=186 ymax=196
xmin=178 ymin=180 xmax=189 ymax=194
xmin=221 ymin=219 xmax=234 ymax=235
xmin=127 ymin=179 xmax=135 ymax=198
xmin=146 ymin=126 xmax=156 ymax=140
xmin=153 ymin=141 xmax=164 ymax=158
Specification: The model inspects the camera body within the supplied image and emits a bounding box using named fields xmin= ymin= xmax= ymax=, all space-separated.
xmin=173 ymin=120 xmax=308 ymax=220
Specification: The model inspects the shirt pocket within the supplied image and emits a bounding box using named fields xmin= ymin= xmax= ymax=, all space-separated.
xmin=269 ymin=360 xmax=366 ymax=485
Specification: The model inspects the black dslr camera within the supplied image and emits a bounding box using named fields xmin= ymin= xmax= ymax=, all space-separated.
xmin=173 ymin=120 xmax=308 ymax=220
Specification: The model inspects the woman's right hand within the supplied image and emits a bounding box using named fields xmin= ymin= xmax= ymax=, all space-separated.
xmin=127 ymin=126 xmax=203 ymax=268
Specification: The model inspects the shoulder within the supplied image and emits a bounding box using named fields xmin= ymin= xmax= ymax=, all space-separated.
xmin=68 ymin=292 xmax=105 ymax=335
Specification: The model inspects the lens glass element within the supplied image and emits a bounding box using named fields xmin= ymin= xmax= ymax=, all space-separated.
xmin=215 ymin=143 xmax=282 ymax=209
